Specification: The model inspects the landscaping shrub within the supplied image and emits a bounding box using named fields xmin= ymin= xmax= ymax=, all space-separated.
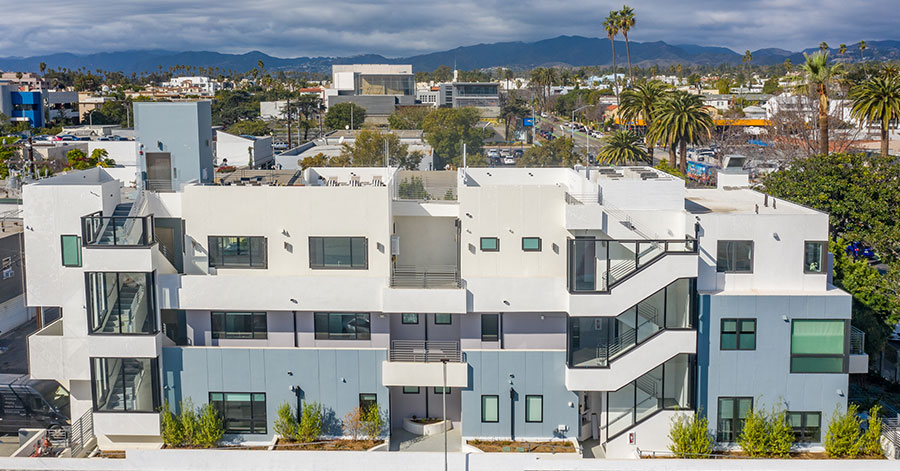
xmin=667 ymin=411 xmax=713 ymax=458
xmin=858 ymin=404 xmax=884 ymax=457
xmin=767 ymin=407 xmax=795 ymax=458
xmin=180 ymin=399 xmax=199 ymax=447
xmin=195 ymin=403 xmax=224 ymax=448
xmin=343 ymin=407 xmax=363 ymax=440
xmin=362 ymin=404 xmax=385 ymax=440
xmin=298 ymin=401 xmax=323 ymax=443
xmin=160 ymin=400 xmax=184 ymax=448
xmin=825 ymin=404 xmax=861 ymax=458
xmin=273 ymin=402 xmax=298 ymax=441
xmin=737 ymin=407 xmax=770 ymax=457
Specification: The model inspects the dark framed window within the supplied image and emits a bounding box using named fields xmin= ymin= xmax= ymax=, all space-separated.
xmin=401 ymin=313 xmax=419 ymax=324
xmin=90 ymin=357 xmax=160 ymax=412
xmin=314 ymin=313 xmax=371 ymax=340
xmin=481 ymin=395 xmax=499 ymax=422
xmin=716 ymin=240 xmax=753 ymax=273
xmin=309 ymin=236 xmax=367 ymax=269
xmin=480 ymin=237 xmax=499 ymax=252
xmin=522 ymin=237 xmax=542 ymax=252
xmin=525 ymin=395 xmax=543 ymax=423
xmin=790 ymin=319 xmax=846 ymax=373
xmin=804 ymin=241 xmax=827 ymax=274
xmin=481 ymin=314 xmax=499 ymax=342
xmin=717 ymin=397 xmax=753 ymax=442
xmin=787 ymin=411 xmax=822 ymax=442
xmin=434 ymin=387 xmax=450 ymax=394
xmin=61 ymin=235 xmax=82 ymax=267
xmin=359 ymin=393 xmax=377 ymax=411
xmin=402 ymin=386 xmax=420 ymax=394
xmin=211 ymin=312 xmax=267 ymax=339
xmin=434 ymin=314 xmax=452 ymax=325
xmin=721 ymin=319 xmax=756 ymax=350
xmin=209 ymin=392 xmax=267 ymax=434
xmin=208 ymin=236 xmax=267 ymax=269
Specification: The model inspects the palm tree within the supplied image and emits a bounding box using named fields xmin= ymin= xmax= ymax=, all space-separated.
xmin=850 ymin=76 xmax=900 ymax=156
xmin=603 ymin=11 xmax=621 ymax=106
xmin=839 ymin=43 xmax=847 ymax=57
xmin=859 ymin=40 xmax=867 ymax=62
xmin=598 ymin=130 xmax=648 ymax=165
xmin=39 ymin=62 xmax=46 ymax=75
xmin=647 ymin=91 xmax=713 ymax=173
xmin=800 ymin=51 xmax=842 ymax=155
xmin=618 ymin=5 xmax=636 ymax=88
xmin=784 ymin=58 xmax=793 ymax=74
xmin=618 ymin=80 xmax=668 ymax=161
xmin=742 ymin=50 xmax=753 ymax=96
xmin=819 ymin=42 xmax=829 ymax=52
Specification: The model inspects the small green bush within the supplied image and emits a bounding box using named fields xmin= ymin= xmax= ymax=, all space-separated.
xmin=273 ymin=402 xmax=298 ymax=441
xmin=737 ymin=407 xmax=770 ymax=457
xmin=858 ymin=404 xmax=884 ymax=457
xmin=362 ymin=404 xmax=385 ymax=440
xmin=298 ymin=401 xmax=323 ymax=443
xmin=180 ymin=398 xmax=199 ymax=446
xmin=159 ymin=400 xmax=184 ymax=447
xmin=825 ymin=403 xmax=861 ymax=458
xmin=195 ymin=403 xmax=224 ymax=448
xmin=667 ymin=411 xmax=713 ymax=458
xmin=767 ymin=408 xmax=795 ymax=458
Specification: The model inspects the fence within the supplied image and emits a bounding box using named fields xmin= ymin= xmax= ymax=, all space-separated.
xmin=68 ymin=409 xmax=94 ymax=458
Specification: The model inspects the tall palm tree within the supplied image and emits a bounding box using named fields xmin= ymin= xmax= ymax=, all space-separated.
xmin=784 ymin=58 xmax=793 ymax=74
xmin=819 ymin=42 xmax=829 ymax=52
xmin=598 ymin=130 xmax=648 ymax=165
xmin=618 ymin=80 xmax=668 ymax=161
xmin=647 ymin=91 xmax=713 ymax=173
xmin=618 ymin=5 xmax=636 ymax=88
xmin=839 ymin=43 xmax=847 ymax=57
xmin=859 ymin=40 xmax=867 ymax=62
xmin=39 ymin=62 xmax=46 ymax=75
xmin=800 ymin=51 xmax=843 ymax=155
xmin=603 ymin=11 xmax=621 ymax=106
xmin=742 ymin=50 xmax=753 ymax=97
xmin=850 ymin=76 xmax=900 ymax=156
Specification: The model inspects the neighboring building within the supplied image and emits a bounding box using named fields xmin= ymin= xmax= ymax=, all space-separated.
xmin=438 ymin=82 xmax=501 ymax=118
xmin=78 ymin=93 xmax=117 ymax=122
xmin=275 ymin=130 xmax=434 ymax=171
xmin=43 ymin=90 xmax=79 ymax=122
xmin=160 ymin=76 xmax=222 ymax=96
xmin=0 ymin=72 xmax=45 ymax=89
xmin=742 ymin=105 xmax=767 ymax=120
xmin=325 ymin=65 xmax=416 ymax=123
xmin=8 ymin=90 xmax=43 ymax=128
xmin=24 ymin=149 xmax=861 ymax=457
xmin=215 ymin=130 xmax=274 ymax=168
xmin=415 ymin=88 xmax=439 ymax=107
xmin=0 ymin=228 xmax=29 ymax=335
xmin=134 ymin=101 xmax=214 ymax=191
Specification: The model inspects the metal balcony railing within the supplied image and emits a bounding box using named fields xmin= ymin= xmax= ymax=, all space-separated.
xmin=82 ymin=212 xmax=154 ymax=247
xmin=850 ymin=326 xmax=866 ymax=355
xmin=391 ymin=265 xmax=461 ymax=289
xmin=389 ymin=340 xmax=462 ymax=363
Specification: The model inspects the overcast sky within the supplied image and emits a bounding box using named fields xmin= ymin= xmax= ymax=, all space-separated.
xmin=2 ymin=0 xmax=896 ymax=58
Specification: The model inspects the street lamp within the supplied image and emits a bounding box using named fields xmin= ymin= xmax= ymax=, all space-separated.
xmin=89 ymin=109 xmax=98 ymax=128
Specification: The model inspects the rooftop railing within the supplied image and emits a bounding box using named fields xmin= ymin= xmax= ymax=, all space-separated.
xmin=568 ymin=238 xmax=697 ymax=293
xmin=82 ymin=212 xmax=155 ymax=247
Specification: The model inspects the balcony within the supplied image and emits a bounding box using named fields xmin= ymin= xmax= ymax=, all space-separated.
xmin=390 ymin=265 xmax=461 ymax=289
xmin=849 ymin=326 xmax=869 ymax=374
xmin=568 ymin=238 xmax=697 ymax=294
xmin=82 ymin=209 xmax=154 ymax=247
xmin=382 ymin=340 xmax=469 ymax=387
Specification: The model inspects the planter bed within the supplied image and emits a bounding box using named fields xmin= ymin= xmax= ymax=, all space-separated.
xmin=466 ymin=440 xmax=575 ymax=453
xmin=274 ymin=438 xmax=383 ymax=451
xmin=646 ymin=451 xmax=885 ymax=459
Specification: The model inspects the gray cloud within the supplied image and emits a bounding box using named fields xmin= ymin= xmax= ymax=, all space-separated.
xmin=0 ymin=0 xmax=897 ymax=58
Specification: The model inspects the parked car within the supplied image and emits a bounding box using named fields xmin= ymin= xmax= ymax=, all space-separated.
xmin=0 ymin=374 xmax=70 ymax=434
xmin=591 ymin=131 xmax=603 ymax=139
xmin=500 ymin=148 xmax=512 ymax=157
xmin=513 ymin=149 xmax=523 ymax=158
xmin=487 ymin=149 xmax=500 ymax=159
xmin=503 ymin=155 xmax=516 ymax=165
xmin=540 ymin=112 xmax=548 ymax=118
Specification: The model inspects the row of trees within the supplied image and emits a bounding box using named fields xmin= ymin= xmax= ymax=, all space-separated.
xmin=273 ymin=401 xmax=385 ymax=444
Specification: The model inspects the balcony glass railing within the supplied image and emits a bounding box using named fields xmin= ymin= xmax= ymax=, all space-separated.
xmin=568 ymin=278 xmax=695 ymax=368
xmin=82 ymin=212 xmax=155 ymax=247
xmin=568 ymin=237 xmax=696 ymax=293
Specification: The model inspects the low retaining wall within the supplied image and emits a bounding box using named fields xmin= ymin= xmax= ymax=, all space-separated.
xmin=402 ymin=418 xmax=452 ymax=436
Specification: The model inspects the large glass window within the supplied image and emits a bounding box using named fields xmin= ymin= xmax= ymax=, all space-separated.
xmin=791 ymin=319 xmax=846 ymax=373
xmin=481 ymin=395 xmax=499 ymax=422
xmin=209 ymin=392 xmax=266 ymax=434
xmin=211 ymin=312 xmax=267 ymax=339
xmin=86 ymin=272 xmax=157 ymax=335
xmin=716 ymin=240 xmax=753 ymax=273
xmin=788 ymin=411 xmax=822 ymax=442
xmin=721 ymin=319 xmax=756 ymax=350
xmin=481 ymin=314 xmax=499 ymax=341
xmin=356 ymin=74 xmax=414 ymax=95
xmin=309 ymin=237 xmax=367 ymax=269
xmin=314 ymin=313 xmax=371 ymax=340
xmin=208 ymin=236 xmax=267 ymax=269
xmin=717 ymin=397 xmax=753 ymax=442
xmin=525 ymin=395 xmax=543 ymax=423
xmin=61 ymin=235 xmax=82 ymax=267
xmin=91 ymin=357 xmax=160 ymax=412
xmin=804 ymin=241 xmax=826 ymax=274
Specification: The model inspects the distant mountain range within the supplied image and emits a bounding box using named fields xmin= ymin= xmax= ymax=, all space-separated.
xmin=1 ymin=36 xmax=898 ymax=75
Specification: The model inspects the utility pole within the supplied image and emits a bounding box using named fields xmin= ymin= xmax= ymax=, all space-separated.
xmin=287 ymin=92 xmax=292 ymax=150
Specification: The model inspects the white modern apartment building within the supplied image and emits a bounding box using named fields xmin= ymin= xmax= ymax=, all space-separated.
xmin=24 ymin=158 xmax=865 ymax=457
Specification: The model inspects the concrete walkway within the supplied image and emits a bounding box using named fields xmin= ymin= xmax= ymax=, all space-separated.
xmin=389 ymin=427 xmax=461 ymax=452
xmin=580 ymin=439 xmax=605 ymax=459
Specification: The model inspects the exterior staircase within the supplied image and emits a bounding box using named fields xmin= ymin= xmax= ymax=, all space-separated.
xmin=96 ymin=203 xmax=134 ymax=245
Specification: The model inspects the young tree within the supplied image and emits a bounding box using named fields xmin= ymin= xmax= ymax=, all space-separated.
xmin=339 ymin=129 xmax=416 ymax=168
xmin=297 ymin=401 xmax=323 ymax=443
xmin=273 ymin=402 xmax=298 ymax=441
xmin=361 ymin=404 xmax=385 ymax=441
xmin=342 ymin=407 xmax=363 ymax=440
xmin=667 ymin=411 xmax=713 ymax=458
xmin=421 ymin=107 xmax=489 ymax=168
xmin=737 ymin=407 xmax=770 ymax=457
xmin=195 ymin=403 xmax=224 ymax=448
xmin=518 ymin=136 xmax=580 ymax=167
xmin=824 ymin=403 xmax=861 ymax=458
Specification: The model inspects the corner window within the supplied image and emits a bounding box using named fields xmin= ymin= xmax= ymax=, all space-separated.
xmin=402 ymin=386 xmax=420 ymax=394
xmin=359 ymin=393 xmax=377 ymax=411
xmin=208 ymin=236 xmax=267 ymax=269
xmin=480 ymin=237 xmax=499 ymax=252
xmin=314 ymin=312 xmax=371 ymax=340
xmin=211 ymin=312 xmax=267 ymax=339
xmin=401 ymin=313 xmax=419 ymax=324
xmin=91 ymin=357 xmax=160 ymax=412
xmin=522 ymin=237 xmax=542 ymax=252
xmin=717 ymin=397 xmax=753 ymax=442
xmin=720 ymin=319 xmax=756 ymax=350
xmin=788 ymin=411 xmax=821 ymax=442
xmin=86 ymin=272 xmax=157 ymax=335
xmin=525 ymin=395 xmax=543 ymax=423
xmin=209 ymin=392 xmax=267 ymax=434
xmin=790 ymin=319 xmax=846 ymax=373
xmin=804 ymin=241 xmax=826 ymax=274
xmin=481 ymin=395 xmax=499 ymax=423
xmin=481 ymin=314 xmax=499 ymax=342
xmin=434 ymin=313 xmax=452 ymax=325
xmin=309 ymin=236 xmax=367 ymax=269
xmin=716 ymin=240 xmax=753 ymax=273
xmin=61 ymin=235 xmax=82 ymax=267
